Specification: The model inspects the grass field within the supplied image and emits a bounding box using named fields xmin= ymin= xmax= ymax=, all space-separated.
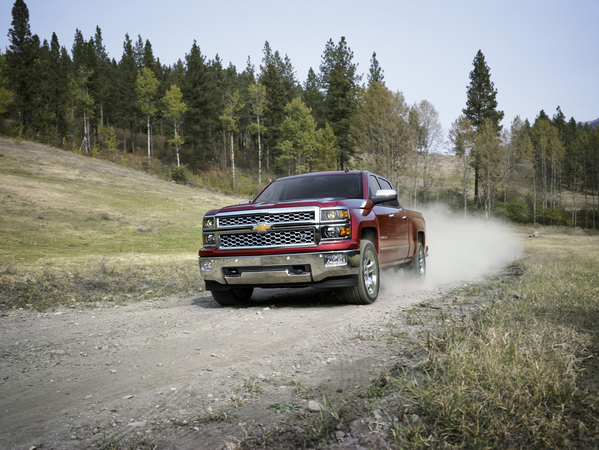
xmin=0 ymin=137 xmax=244 ymax=309
xmin=382 ymin=226 xmax=599 ymax=448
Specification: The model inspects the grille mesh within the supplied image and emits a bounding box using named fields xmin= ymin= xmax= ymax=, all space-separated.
xmin=218 ymin=211 xmax=315 ymax=227
xmin=220 ymin=229 xmax=314 ymax=248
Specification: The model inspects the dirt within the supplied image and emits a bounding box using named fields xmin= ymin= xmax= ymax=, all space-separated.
xmin=0 ymin=275 xmax=470 ymax=450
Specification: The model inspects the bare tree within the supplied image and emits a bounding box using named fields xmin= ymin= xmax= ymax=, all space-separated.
xmin=410 ymin=100 xmax=443 ymax=205
xmin=449 ymin=115 xmax=475 ymax=215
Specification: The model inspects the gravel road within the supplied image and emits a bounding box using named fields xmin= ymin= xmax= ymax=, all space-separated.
xmin=0 ymin=276 xmax=466 ymax=450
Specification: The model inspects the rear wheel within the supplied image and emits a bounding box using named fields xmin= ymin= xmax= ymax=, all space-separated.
xmin=210 ymin=288 xmax=254 ymax=306
xmin=406 ymin=242 xmax=426 ymax=280
xmin=343 ymin=240 xmax=379 ymax=305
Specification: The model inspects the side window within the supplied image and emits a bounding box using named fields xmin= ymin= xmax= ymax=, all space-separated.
xmin=368 ymin=175 xmax=381 ymax=199
xmin=378 ymin=178 xmax=400 ymax=208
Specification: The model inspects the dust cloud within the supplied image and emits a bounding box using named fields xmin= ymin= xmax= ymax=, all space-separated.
xmin=381 ymin=205 xmax=523 ymax=294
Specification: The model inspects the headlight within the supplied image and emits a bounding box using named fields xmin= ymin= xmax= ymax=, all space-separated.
xmin=203 ymin=216 xmax=215 ymax=229
xmin=321 ymin=209 xmax=349 ymax=222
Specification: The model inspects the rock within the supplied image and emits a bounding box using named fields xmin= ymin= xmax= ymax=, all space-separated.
xmin=335 ymin=430 xmax=345 ymax=441
xmin=529 ymin=231 xmax=539 ymax=238
xmin=373 ymin=409 xmax=383 ymax=421
xmin=128 ymin=421 xmax=146 ymax=427
xmin=307 ymin=400 xmax=321 ymax=412
xmin=411 ymin=414 xmax=420 ymax=423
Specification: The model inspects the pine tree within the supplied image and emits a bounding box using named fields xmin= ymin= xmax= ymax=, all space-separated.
xmin=117 ymin=34 xmax=137 ymax=152
xmin=6 ymin=0 xmax=39 ymax=129
xmin=47 ymin=32 xmax=69 ymax=137
xmin=367 ymin=52 xmax=384 ymax=85
xmin=0 ymin=51 xmax=14 ymax=116
xmin=302 ymin=67 xmax=325 ymax=128
xmin=463 ymin=50 xmax=504 ymax=201
xmin=463 ymin=50 xmax=503 ymax=130
xmin=92 ymin=26 xmax=111 ymax=128
xmin=183 ymin=41 xmax=216 ymax=169
xmin=259 ymin=41 xmax=298 ymax=172
xmin=319 ymin=37 xmax=360 ymax=169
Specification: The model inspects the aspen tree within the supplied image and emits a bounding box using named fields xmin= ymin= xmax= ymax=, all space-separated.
xmin=247 ymin=82 xmax=267 ymax=183
xmin=136 ymin=67 xmax=159 ymax=163
xmin=163 ymin=84 xmax=187 ymax=167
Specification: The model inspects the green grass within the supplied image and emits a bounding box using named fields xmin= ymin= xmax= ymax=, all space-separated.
xmin=267 ymin=403 xmax=298 ymax=414
xmin=379 ymin=226 xmax=599 ymax=448
xmin=0 ymin=137 xmax=243 ymax=309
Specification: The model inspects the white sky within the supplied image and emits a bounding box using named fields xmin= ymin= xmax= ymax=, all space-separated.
xmin=2 ymin=0 xmax=598 ymax=146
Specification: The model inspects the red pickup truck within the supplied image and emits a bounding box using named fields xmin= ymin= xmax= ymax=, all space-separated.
xmin=199 ymin=170 xmax=427 ymax=306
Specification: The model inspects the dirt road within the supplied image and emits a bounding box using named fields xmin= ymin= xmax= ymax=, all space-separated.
xmin=0 ymin=277 xmax=463 ymax=450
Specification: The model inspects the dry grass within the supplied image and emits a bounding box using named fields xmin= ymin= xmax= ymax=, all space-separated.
xmin=0 ymin=137 xmax=243 ymax=309
xmin=383 ymin=226 xmax=599 ymax=448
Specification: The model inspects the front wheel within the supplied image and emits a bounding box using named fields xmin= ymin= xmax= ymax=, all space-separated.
xmin=343 ymin=240 xmax=379 ymax=305
xmin=210 ymin=288 xmax=254 ymax=307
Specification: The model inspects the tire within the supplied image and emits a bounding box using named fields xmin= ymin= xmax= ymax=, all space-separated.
xmin=406 ymin=242 xmax=426 ymax=281
xmin=343 ymin=240 xmax=380 ymax=305
xmin=210 ymin=288 xmax=254 ymax=306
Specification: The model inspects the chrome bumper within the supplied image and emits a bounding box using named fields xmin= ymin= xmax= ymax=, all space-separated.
xmin=199 ymin=250 xmax=361 ymax=285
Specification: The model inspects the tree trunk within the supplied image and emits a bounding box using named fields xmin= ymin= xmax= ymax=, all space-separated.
xmin=258 ymin=115 xmax=262 ymax=184
xmin=175 ymin=122 xmax=180 ymax=167
xmin=463 ymin=156 xmax=468 ymax=216
xmin=230 ymin=132 xmax=235 ymax=191
xmin=147 ymin=114 xmax=151 ymax=164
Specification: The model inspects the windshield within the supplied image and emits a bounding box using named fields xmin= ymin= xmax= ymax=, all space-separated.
xmin=254 ymin=174 xmax=363 ymax=203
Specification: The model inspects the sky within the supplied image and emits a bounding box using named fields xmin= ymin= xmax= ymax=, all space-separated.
xmin=1 ymin=0 xmax=598 ymax=147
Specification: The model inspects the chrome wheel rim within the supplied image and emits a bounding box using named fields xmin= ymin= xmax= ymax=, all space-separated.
xmin=363 ymin=248 xmax=378 ymax=296
xmin=418 ymin=247 xmax=425 ymax=278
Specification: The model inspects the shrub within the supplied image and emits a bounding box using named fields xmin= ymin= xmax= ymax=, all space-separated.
xmin=171 ymin=165 xmax=190 ymax=184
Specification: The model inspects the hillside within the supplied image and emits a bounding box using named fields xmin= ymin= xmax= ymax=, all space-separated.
xmin=585 ymin=118 xmax=599 ymax=129
xmin=0 ymin=137 xmax=243 ymax=308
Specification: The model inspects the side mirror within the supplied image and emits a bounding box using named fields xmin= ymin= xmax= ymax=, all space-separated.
xmin=371 ymin=189 xmax=397 ymax=205
xmin=239 ymin=200 xmax=252 ymax=205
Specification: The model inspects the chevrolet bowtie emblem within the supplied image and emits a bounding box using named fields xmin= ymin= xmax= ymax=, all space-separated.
xmin=253 ymin=223 xmax=271 ymax=233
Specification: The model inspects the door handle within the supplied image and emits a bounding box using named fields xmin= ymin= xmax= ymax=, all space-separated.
xmin=389 ymin=214 xmax=396 ymax=218
xmin=402 ymin=215 xmax=408 ymax=220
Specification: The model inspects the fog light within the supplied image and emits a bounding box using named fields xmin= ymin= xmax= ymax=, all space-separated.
xmin=200 ymin=260 xmax=212 ymax=272
xmin=204 ymin=234 xmax=216 ymax=245
xmin=324 ymin=254 xmax=347 ymax=267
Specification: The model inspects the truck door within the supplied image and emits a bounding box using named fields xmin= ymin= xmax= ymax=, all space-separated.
xmin=378 ymin=177 xmax=410 ymax=261
xmin=369 ymin=175 xmax=397 ymax=265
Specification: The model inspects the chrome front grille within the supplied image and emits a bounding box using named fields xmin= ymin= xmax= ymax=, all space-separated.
xmin=220 ymin=229 xmax=315 ymax=249
xmin=218 ymin=211 xmax=315 ymax=227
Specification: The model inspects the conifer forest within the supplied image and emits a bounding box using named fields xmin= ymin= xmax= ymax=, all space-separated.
xmin=1 ymin=0 xmax=598 ymax=228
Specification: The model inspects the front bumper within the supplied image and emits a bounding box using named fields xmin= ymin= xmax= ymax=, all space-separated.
xmin=199 ymin=249 xmax=360 ymax=288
